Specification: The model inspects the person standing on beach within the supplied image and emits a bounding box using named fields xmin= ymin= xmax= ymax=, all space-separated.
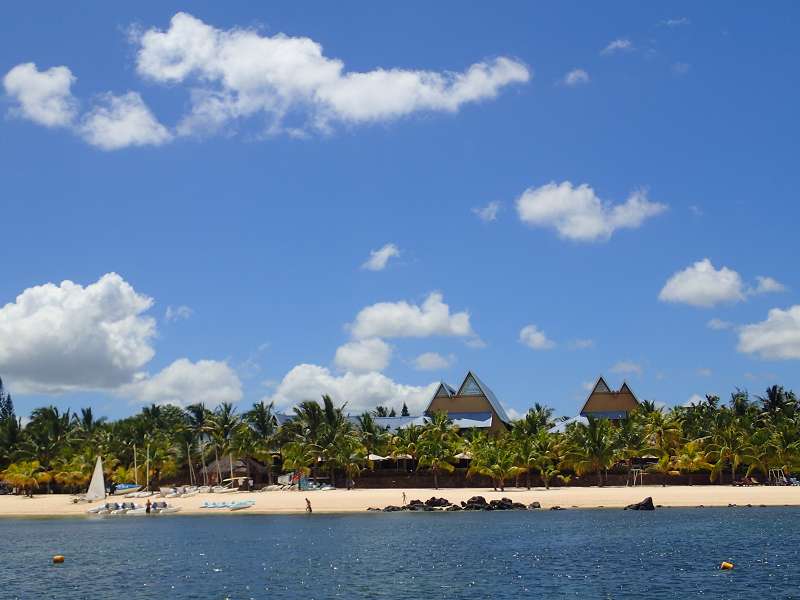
xmin=402 ymin=492 xmax=407 ymax=505
xmin=145 ymin=499 xmax=151 ymax=515
xmin=305 ymin=498 xmax=312 ymax=513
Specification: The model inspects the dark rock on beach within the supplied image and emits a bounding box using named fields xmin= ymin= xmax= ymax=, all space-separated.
xmin=550 ymin=505 xmax=564 ymax=511
xmin=424 ymin=497 xmax=452 ymax=508
xmin=624 ymin=497 xmax=655 ymax=511
xmin=529 ymin=501 xmax=541 ymax=509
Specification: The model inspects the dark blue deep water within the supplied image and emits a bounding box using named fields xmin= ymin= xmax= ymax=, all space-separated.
xmin=2 ymin=508 xmax=799 ymax=599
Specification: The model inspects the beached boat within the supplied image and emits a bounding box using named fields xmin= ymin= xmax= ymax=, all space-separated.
xmin=113 ymin=484 xmax=141 ymax=496
xmin=228 ymin=500 xmax=255 ymax=511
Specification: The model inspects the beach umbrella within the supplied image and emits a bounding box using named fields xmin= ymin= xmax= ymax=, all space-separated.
xmin=393 ymin=453 xmax=413 ymax=460
xmin=368 ymin=454 xmax=386 ymax=461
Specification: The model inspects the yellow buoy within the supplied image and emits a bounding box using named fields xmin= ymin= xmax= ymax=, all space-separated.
xmin=52 ymin=555 xmax=65 ymax=564
xmin=720 ymin=561 xmax=734 ymax=570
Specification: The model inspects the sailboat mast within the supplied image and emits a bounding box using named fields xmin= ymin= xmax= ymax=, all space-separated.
xmin=146 ymin=444 xmax=150 ymax=491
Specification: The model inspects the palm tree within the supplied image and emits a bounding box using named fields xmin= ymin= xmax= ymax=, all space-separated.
xmin=467 ymin=434 xmax=520 ymax=492
xmin=564 ymin=417 xmax=618 ymax=487
xmin=706 ymin=422 xmax=750 ymax=485
xmin=1 ymin=460 xmax=51 ymax=496
xmin=243 ymin=401 xmax=279 ymax=484
xmin=417 ymin=412 xmax=459 ymax=489
xmin=529 ymin=429 xmax=564 ymax=490
xmin=674 ymin=440 xmax=711 ymax=485
xmin=208 ymin=403 xmax=241 ymax=483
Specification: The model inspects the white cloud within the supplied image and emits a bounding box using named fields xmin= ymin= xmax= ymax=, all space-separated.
xmin=516 ymin=181 xmax=666 ymax=242
xmin=738 ymin=305 xmax=800 ymax=360
xmin=753 ymin=276 xmax=786 ymax=295
xmin=361 ymin=243 xmax=400 ymax=271
xmin=569 ymin=339 xmax=594 ymax=350
xmin=135 ymin=12 xmax=530 ymax=135
xmin=79 ymin=92 xmax=171 ymax=150
xmin=266 ymin=363 xmax=437 ymax=414
xmin=602 ymin=39 xmax=633 ymax=55
xmin=659 ymin=259 xmax=745 ymax=307
xmin=0 ymin=273 xmax=156 ymax=392
xmin=662 ymin=17 xmax=691 ymax=27
xmin=334 ymin=338 xmax=392 ymax=373
xmin=562 ymin=68 xmax=590 ymax=86
xmin=413 ymin=352 xmax=455 ymax=371
xmin=689 ymin=205 xmax=703 ymax=216
xmin=684 ymin=393 xmax=705 ymax=407
xmin=165 ymin=305 xmax=193 ymax=322
xmin=582 ymin=381 xmax=595 ymax=392
xmin=350 ymin=292 xmax=474 ymax=340
xmin=122 ymin=358 xmax=242 ymax=405
xmin=472 ymin=201 xmax=501 ymax=222
xmin=707 ymin=318 xmax=734 ymax=330
xmin=696 ymin=368 xmax=712 ymax=377
xmin=3 ymin=62 xmax=77 ymax=127
xmin=610 ymin=361 xmax=642 ymax=375
xmin=519 ymin=324 xmax=555 ymax=350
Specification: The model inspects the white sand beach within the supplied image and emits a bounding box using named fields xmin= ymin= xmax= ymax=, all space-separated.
xmin=2 ymin=485 xmax=800 ymax=517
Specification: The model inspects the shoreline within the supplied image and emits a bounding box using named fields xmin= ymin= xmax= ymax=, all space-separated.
xmin=2 ymin=485 xmax=800 ymax=518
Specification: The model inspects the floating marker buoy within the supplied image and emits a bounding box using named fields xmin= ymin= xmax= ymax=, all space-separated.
xmin=720 ymin=561 xmax=734 ymax=570
xmin=52 ymin=555 xmax=65 ymax=564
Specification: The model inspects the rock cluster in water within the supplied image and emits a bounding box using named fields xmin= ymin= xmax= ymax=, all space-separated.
xmin=624 ymin=496 xmax=655 ymax=511
xmin=368 ymin=496 xmax=540 ymax=512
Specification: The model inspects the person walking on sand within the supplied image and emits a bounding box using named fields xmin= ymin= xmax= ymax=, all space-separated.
xmin=145 ymin=499 xmax=152 ymax=515
xmin=305 ymin=498 xmax=312 ymax=513
xmin=402 ymin=492 xmax=407 ymax=505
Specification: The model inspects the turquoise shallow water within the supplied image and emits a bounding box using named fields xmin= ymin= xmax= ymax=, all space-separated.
xmin=2 ymin=508 xmax=799 ymax=599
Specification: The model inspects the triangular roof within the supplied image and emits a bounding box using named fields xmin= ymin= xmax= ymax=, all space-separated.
xmin=434 ymin=382 xmax=456 ymax=398
xmin=579 ymin=376 xmax=640 ymax=416
xmin=457 ymin=371 xmax=511 ymax=424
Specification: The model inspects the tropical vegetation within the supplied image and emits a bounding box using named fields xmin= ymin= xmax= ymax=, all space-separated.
xmin=1 ymin=375 xmax=799 ymax=494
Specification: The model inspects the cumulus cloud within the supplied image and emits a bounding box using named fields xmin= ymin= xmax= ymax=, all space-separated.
xmin=659 ymin=259 xmax=745 ymax=307
xmin=334 ymin=338 xmax=392 ymax=373
xmin=684 ymin=393 xmax=705 ymax=407
xmin=361 ymin=243 xmax=400 ymax=271
xmin=266 ymin=364 xmax=437 ymax=414
xmin=135 ymin=12 xmax=530 ymax=134
xmin=662 ymin=17 xmax=691 ymax=27
xmin=610 ymin=360 xmax=642 ymax=375
xmin=121 ymin=358 xmax=242 ymax=405
xmin=753 ymin=276 xmax=786 ymax=295
xmin=79 ymin=92 xmax=172 ymax=150
xmin=413 ymin=352 xmax=455 ymax=371
xmin=0 ymin=273 xmax=156 ymax=392
xmin=3 ymin=62 xmax=77 ymax=127
xmin=516 ymin=181 xmax=666 ymax=242
xmin=738 ymin=305 xmax=800 ymax=360
xmin=472 ymin=201 xmax=501 ymax=222
xmin=350 ymin=292 xmax=474 ymax=340
xmin=3 ymin=63 xmax=169 ymax=150
xmin=165 ymin=305 xmax=193 ymax=322
xmin=602 ymin=39 xmax=633 ymax=55
xmin=659 ymin=259 xmax=784 ymax=308
xmin=562 ymin=68 xmax=590 ymax=86
xmin=696 ymin=368 xmax=712 ymax=377
xmin=519 ymin=325 xmax=555 ymax=350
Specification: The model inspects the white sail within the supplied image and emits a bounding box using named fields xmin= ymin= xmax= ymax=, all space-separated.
xmin=86 ymin=456 xmax=106 ymax=501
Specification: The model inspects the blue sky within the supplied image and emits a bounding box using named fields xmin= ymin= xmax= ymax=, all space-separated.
xmin=2 ymin=2 xmax=799 ymax=420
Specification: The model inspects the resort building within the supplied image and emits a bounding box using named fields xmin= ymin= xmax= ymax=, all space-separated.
xmin=373 ymin=371 xmax=511 ymax=434
xmin=579 ymin=376 xmax=640 ymax=421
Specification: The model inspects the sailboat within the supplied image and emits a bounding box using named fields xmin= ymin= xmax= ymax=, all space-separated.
xmin=85 ymin=456 xmax=106 ymax=502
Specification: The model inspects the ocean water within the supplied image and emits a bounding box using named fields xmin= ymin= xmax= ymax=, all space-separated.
xmin=2 ymin=508 xmax=799 ymax=599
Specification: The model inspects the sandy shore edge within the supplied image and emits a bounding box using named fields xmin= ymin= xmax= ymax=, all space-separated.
xmin=1 ymin=486 xmax=800 ymax=517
